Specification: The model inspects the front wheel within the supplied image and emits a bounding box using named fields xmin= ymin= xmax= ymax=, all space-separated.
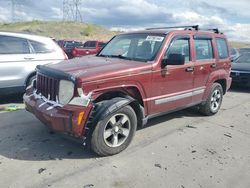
xmin=199 ymin=83 xmax=223 ymax=116
xmin=91 ymin=105 xmax=137 ymax=156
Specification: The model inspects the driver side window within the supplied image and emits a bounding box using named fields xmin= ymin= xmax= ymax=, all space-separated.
xmin=164 ymin=38 xmax=190 ymax=63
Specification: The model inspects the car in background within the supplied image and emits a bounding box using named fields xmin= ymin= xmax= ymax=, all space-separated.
xmin=231 ymin=53 xmax=250 ymax=87
xmin=61 ymin=40 xmax=83 ymax=59
xmin=72 ymin=40 xmax=106 ymax=58
xmin=238 ymin=48 xmax=250 ymax=55
xmin=57 ymin=40 xmax=66 ymax=48
xmin=0 ymin=32 xmax=68 ymax=95
xmin=230 ymin=48 xmax=240 ymax=62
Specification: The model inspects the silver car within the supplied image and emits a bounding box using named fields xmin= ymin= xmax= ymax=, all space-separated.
xmin=0 ymin=32 xmax=67 ymax=95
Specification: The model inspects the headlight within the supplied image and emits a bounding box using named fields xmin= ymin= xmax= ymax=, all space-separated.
xmin=58 ymin=80 xmax=74 ymax=105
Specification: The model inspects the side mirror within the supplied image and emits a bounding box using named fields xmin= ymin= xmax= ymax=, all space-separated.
xmin=162 ymin=53 xmax=185 ymax=68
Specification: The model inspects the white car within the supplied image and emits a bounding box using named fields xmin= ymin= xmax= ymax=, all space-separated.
xmin=0 ymin=32 xmax=67 ymax=95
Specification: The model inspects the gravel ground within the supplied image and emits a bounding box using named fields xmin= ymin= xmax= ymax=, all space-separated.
xmin=0 ymin=87 xmax=250 ymax=188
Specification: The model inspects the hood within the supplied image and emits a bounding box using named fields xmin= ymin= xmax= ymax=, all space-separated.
xmin=48 ymin=55 xmax=152 ymax=83
xmin=231 ymin=62 xmax=250 ymax=72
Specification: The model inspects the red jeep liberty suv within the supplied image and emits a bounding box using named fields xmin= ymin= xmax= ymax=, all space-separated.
xmin=24 ymin=25 xmax=232 ymax=156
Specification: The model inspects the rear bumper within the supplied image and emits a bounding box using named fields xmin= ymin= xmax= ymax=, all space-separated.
xmin=23 ymin=87 xmax=93 ymax=138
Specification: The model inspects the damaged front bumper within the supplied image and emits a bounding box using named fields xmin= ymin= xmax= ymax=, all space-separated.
xmin=23 ymin=86 xmax=93 ymax=139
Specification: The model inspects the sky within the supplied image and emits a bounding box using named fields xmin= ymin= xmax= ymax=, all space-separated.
xmin=0 ymin=0 xmax=250 ymax=41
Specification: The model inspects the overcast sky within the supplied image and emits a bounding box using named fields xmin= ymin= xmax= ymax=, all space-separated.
xmin=0 ymin=0 xmax=250 ymax=41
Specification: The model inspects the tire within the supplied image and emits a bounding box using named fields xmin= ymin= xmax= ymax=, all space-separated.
xmin=91 ymin=105 xmax=137 ymax=156
xmin=199 ymin=83 xmax=223 ymax=116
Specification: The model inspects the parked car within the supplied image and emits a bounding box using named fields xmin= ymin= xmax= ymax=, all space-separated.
xmin=238 ymin=48 xmax=250 ymax=55
xmin=230 ymin=47 xmax=240 ymax=62
xmin=231 ymin=53 xmax=250 ymax=87
xmin=57 ymin=40 xmax=66 ymax=48
xmin=61 ymin=40 xmax=83 ymax=59
xmin=24 ymin=25 xmax=231 ymax=156
xmin=0 ymin=32 xmax=67 ymax=95
xmin=72 ymin=40 xmax=106 ymax=58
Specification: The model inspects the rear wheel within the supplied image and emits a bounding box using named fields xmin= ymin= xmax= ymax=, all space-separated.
xmin=199 ymin=83 xmax=223 ymax=116
xmin=91 ymin=105 xmax=137 ymax=156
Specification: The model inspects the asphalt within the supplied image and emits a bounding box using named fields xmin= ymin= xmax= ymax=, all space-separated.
xmin=0 ymin=86 xmax=250 ymax=188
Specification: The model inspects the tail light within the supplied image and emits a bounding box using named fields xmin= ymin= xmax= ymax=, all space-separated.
xmin=60 ymin=48 xmax=68 ymax=60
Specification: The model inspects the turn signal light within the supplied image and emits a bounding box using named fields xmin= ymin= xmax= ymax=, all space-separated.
xmin=77 ymin=112 xmax=85 ymax=126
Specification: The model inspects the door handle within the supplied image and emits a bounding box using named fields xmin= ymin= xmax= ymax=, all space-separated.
xmin=24 ymin=57 xmax=34 ymax=60
xmin=186 ymin=67 xmax=194 ymax=72
xmin=210 ymin=63 xmax=216 ymax=68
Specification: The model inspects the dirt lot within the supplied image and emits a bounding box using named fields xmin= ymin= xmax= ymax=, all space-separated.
xmin=0 ymin=87 xmax=250 ymax=188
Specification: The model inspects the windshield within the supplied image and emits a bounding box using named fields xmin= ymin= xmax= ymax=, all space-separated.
xmin=238 ymin=48 xmax=250 ymax=54
xmin=230 ymin=48 xmax=237 ymax=55
xmin=236 ymin=53 xmax=250 ymax=63
xmin=98 ymin=33 xmax=166 ymax=62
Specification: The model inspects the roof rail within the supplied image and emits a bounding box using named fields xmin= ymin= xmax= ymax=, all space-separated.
xmin=204 ymin=28 xmax=220 ymax=34
xmin=145 ymin=25 xmax=222 ymax=34
xmin=146 ymin=25 xmax=199 ymax=31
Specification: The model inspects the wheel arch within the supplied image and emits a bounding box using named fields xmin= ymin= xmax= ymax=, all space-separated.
xmin=202 ymin=70 xmax=229 ymax=101
xmin=25 ymin=71 xmax=36 ymax=87
xmin=84 ymin=96 xmax=144 ymax=148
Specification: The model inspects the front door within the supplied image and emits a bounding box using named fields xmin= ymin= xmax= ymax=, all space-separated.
xmin=149 ymin=35 xmax=195 ymax=115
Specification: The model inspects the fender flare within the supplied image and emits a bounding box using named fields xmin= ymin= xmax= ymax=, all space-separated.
xmin=93 ymin=96 xmax=135 ymax=125
xmin=83 ymin=96 xmax=135 ymax=146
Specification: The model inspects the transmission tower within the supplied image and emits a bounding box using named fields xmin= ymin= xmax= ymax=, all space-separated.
xmin=11 ymin=0 xmax=17 ymax=22
xmin=63 ymin=0 xmax=82 ymax=22
xmin=10 ymin=0 xmax=24 ymax=22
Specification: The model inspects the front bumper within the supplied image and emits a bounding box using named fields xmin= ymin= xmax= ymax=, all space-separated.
xmin=24 ymin=87 xmax=93 ymax=138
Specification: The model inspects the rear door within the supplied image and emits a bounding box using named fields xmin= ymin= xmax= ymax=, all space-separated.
xmin=22 ymin=39 xmax=66 ymax=78
xmin=28 ymin=39 xmax=64 ymax=63
xmin=0 ymin=35 xmax=31 ymax=89
xmin=192 ymin=35 xmax=215 ymax=103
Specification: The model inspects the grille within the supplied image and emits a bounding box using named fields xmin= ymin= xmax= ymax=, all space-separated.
xmin=36 ymin=73 xmax=60 ymax=101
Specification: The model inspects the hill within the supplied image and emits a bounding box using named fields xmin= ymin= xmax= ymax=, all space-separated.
xmin=0 ymin=20 xmax=117 ymax=41
xmin=0 ymin=21 xmax=249 ymax=48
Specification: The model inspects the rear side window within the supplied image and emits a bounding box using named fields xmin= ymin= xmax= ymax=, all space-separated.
xmin=29 ymin=40 xmax=54 ymax=53
xmin=216 ymin=38 xmax=229 ymax=59
xmin=195 ymin=39 xmax=213 ymax=60
xmin=0 ymin=35 xmax=30 ymax=54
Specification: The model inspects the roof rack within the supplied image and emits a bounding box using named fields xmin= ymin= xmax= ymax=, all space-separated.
xmin=145 ymin=25 xmax=222 ymax=34
xmin=146 ymin=25 xmax=199 ymax=31
xmin=204 ymin=28 xmax=220 ymax=34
